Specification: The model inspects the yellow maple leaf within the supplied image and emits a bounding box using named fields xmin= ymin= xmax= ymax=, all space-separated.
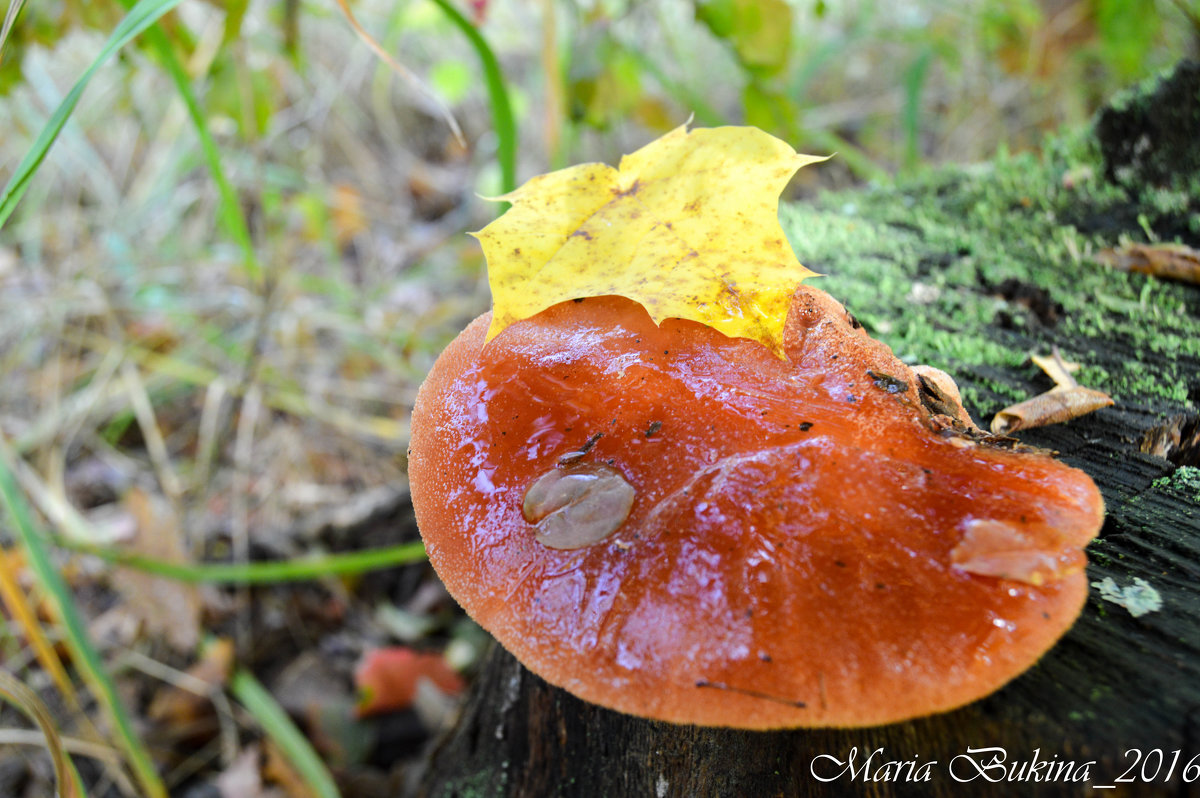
xmin=474 ymin=124 xmax=827 ymax=356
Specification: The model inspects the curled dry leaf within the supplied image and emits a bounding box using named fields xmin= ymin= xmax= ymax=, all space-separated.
xmin=475 ymin=124 xmax=827 ymax=356
xmin=1096 ymin=243 xmax=1200 ymax=285
xmin=990 ymin=348 xmax=1114 ymax=435
xmin=991 ymin=387 xmax=1114 ymax=435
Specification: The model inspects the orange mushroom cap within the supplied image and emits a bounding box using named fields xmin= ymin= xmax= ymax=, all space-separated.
xmin=409 ymin=285 xmax=1103 ymax=729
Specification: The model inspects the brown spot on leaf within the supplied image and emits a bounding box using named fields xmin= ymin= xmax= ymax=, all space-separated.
xmin=617 ymin=179 xmax=643 ymax=197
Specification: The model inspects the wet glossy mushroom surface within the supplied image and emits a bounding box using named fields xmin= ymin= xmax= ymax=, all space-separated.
xmin=408 ymin=285 xmax=1104 ymax=729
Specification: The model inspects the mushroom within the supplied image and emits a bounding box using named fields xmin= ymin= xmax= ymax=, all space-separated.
xmin=408 ymin=285 xmax=1104 ymax=729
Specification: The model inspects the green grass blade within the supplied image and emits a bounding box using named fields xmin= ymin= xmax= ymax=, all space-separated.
xmin=902 ymin=48 xmax=934 ymax=173
xmin=56 ymin=538 xmax=427 ymax=584
xmin=0 ymin=0 xmax=187 ymax=231
xmin=128 ymin=14 xmax=262 ymax=283
xmin=230 ymin=669 xmax=341 ymax=798
xmin=802 ymin=127 xmax=890 ymax=184
xmin=0 ymin=0 xmax=28 ymax=58
xmin=428 ymin=0 xmax=517 ymax=197
xmin=0 ymin=445 xmax=168 ymax=798
xmin=619 ymin=45 xmax=725 ymax=127
xmin=5 ymin=432 xmax=425 ymax=583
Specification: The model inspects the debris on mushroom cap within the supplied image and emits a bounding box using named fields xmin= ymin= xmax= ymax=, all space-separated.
xmin=522 ymin=462 xmax=635 ymax=550
xmin=408 ymin=285 xmax=1104 ymax=729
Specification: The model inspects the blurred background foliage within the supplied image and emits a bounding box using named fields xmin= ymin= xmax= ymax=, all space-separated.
xmin=0 ymin=0 xmax=1197 ymax=795
xmin=4 ymin=0 xmax=1199 ymax=182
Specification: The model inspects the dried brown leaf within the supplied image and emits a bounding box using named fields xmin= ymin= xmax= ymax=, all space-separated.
xmin=1097 ymin=243 xmax=1200 ymax=285
xmin=263 ymin=739 xmax=318 ymax=798
xmin=990 ymin=348 xmax=1113 ymax=435
xmin=115 ymin=487 xmax=202 ymax=652
xmin=148 ymin=638 xmax=234 ymax=728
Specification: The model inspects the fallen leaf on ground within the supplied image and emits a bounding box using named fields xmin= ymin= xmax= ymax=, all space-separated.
xmin=990 ymin=347 xmax=1113 ymax=434
xmin=263 ymin=739 xmax=318 ymax=798
xmin=269 ymin=651 xmax=374 ymax=767
xmin=1139 ymin=414 xmax=1200 ymax=465
xmin=1096 ymin=243 xmax=1200 ymax=285
xmin=331 ymin=183 xmax=368 ymax=248
xmin=354 ymin=646 xmax=464 ymax=717
xmin=475 ymin=124 xmax=826 ymax=356
xmin=148 ymin=638 xmax=234 ymax=730
xmin=114 ymin=487 xmax=202 ymax=652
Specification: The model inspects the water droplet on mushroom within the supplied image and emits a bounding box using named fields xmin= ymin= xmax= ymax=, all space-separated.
xmin=523 ymin=462 xmax=635 ymax=550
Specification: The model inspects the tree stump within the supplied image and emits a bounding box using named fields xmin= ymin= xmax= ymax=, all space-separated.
xmin=417 ymin=62 xmax=1200 ymax=797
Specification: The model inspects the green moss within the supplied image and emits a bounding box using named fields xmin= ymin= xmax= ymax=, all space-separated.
xmin=434 ymin=767 xmax=510 ymax=798
xmin=781 ymin=113 xmax=1200 ymax=414
xmin=1156 ymin=466 xmax=1200 ymax=503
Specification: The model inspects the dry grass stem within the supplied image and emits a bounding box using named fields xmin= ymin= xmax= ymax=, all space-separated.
xmin=333 ymin=0 xmax=465 ymax=146
xmin=192 ymin=376 xmax=229 ymax=524
xmin=120 ymin=648 xmax=239 ymax=769
xmin=231 ymin=383 xmax=262 ymax=653
xmin=0 ymin=553 xmax=81 ymax=714
xmin=120 ymin=361 xmax=184 ymax=502
xmin=0 ymin=666 xmax=83 ymax=798
xmin=0 ymin=728 xmax=124 ymax=766
xmin=13 ymin=346 xmax=124 ymax=457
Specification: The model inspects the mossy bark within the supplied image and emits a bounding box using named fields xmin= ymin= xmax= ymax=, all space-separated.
xmin=416 ymin=61 xmax=1200 ymax=798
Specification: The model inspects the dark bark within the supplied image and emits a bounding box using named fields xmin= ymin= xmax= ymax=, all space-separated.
xmin=416 ymin=62 xmax=1200 ymax=798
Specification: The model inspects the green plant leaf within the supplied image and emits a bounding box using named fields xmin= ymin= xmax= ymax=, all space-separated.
xmin=56 ymin=537 xmax=427 ymax=584
xmin=428 ymin=0 xmax=517 ymax=197
xmin=696 ymin=0 xmax=792 ymax=76
xmin=0 ymin=0 xmax=187 ymax=230
xmin=121 ymin=8 xmax=262 ymax=283
xmin=0 ymin=439 xmax=168 ymax=798
xmin=230 ymin=669 xmax=342 ymax=798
